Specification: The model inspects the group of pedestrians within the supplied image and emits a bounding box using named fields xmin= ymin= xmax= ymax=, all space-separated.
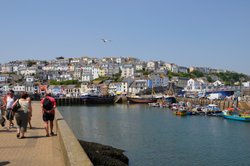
xmin=0 ymin=90 xmax=56 ymax=138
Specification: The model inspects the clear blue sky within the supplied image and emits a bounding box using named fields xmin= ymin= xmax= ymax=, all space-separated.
xmin=0 ymin=0 xmax=249 ymax=75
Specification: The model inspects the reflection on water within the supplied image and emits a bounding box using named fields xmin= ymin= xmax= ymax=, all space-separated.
xmin=59 ymin=104 xmax=250 ymax=166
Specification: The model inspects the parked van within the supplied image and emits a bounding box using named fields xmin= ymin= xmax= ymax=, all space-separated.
xmin=207 ymin=93 xmax=224 ymax=100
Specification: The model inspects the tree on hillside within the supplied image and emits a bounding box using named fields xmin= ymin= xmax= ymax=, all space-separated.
xmin=206 ymin=76 xmax=213 ymax=83
xmin=26 ymin=60 xmax=37 ymax=67
xmin=56 ymin=56 xmax=64 ymax=60
xmin=214 ymin=72 xmax=248 ymax=85
xmin=50 ymin=80 xmax=79 ymax=86
xmin=191 ymin=70 xmax=204 ymax=78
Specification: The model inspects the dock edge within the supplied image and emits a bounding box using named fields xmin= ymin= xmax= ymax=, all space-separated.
xmin=56 ymin=110 xmax=93 ymax=166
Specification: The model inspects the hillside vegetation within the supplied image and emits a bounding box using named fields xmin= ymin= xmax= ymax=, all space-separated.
xmin=168 ymin=70 xmax=249 ymax=85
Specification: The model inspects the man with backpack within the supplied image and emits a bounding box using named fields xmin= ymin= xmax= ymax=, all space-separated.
xmin=41 ymin=93 xmax=56 ymax=137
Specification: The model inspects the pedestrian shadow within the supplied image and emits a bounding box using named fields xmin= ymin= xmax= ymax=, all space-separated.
xmin=26 ymin=134 xmax=57 ymax=139
xmin=0 ymin=161 xmax=10 ymax=165
xmin=0 ymin=129 xmax=16 ymax=133
xmin=28 ymin=127 xmax=44 ymax=130
xmin=25 ymin=135 xmax=49 ymax=139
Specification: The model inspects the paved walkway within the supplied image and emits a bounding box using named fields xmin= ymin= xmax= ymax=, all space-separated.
xmin=0 ymin=101 xmax=65 ymax=166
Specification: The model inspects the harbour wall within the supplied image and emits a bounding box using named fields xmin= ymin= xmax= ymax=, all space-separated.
xmin=56 ymin=109 xmax=93 ymax=166
xmin=177 ymin=97 xmax=250 ymax=111
xmin=177 ymin=97 xmax=234 ymax=110
xmin=56 ymin=97 xmax=83 ymax=106
xmin=55 ymin=97 xmax=250 ymax=110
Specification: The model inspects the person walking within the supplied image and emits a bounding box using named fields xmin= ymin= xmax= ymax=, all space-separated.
xmin=41 ymin=93 xmax=56 ymax=137
xmin=27 ymin=97 xmax=32 ymax=129
xmin=3 ymin=90 xmax=15 ymax=129
xmin=0 ymin=97 xmax=6 ymax=127
xmin=12 ymin=92 xmax=32 ymax=139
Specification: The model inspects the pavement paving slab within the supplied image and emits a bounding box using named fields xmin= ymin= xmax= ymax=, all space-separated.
xmin=0 ymin=101 xmax=65 ymax=166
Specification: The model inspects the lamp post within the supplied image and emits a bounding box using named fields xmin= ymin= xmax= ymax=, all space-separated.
xmin=240 ymin=77 xmax=245 ymax=98
xmin=236 ymin=77 xmax=244 ymax=107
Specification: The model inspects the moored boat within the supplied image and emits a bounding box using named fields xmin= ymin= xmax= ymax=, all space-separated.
xmin=164 ymin=96 xmax=177 ymax=108
xmin=174 ymin=105 xmax=187 ymax=116
xmin=127 ymin=95 xmax=160 ymax=104
xmin=174 ymin=109 xmax=187 ymax=116
xmin=81 ymin=94 xmax=115 ymax=104
xmin=223 ymin=108 xmax=250 ymax=122
xmin=203 ymin=104 xmax=223 ymax=116
xmin=223 ymin=114 xmax=250 ymax=122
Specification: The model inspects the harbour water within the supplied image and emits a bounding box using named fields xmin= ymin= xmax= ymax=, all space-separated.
xmin=59 ymin=104 xmax=250 ymax=166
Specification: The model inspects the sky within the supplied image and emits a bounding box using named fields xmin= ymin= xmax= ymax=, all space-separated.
xmin=0 ymin=0 xmax=250 ymax=75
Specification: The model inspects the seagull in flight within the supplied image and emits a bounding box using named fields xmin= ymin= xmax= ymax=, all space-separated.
xmin=101 ymin=38 xmax=112 ymax=43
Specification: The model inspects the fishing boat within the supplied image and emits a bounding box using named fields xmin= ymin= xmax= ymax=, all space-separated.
xmin=224 ymin=114 xmax=250 ymax=122
xmin=127 ymin=95 xmax=161 ymax=104
xmin=223 ymin=108 xmax=250 ymax=122
xmin=173 ymin=102 xmax=187 ymax=116
xmin=202 ymin=104 xmax=223 ymax=116
xmin=174 ymin=106 xmax=187 ymax=116
xmin=164 ymin=95 xmax=177 ymax=108
xmin=80 ymin=89 xmax=115 ymax=105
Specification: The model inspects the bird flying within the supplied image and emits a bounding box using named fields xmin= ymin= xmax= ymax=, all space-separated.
xmin=101 ymin=39 xmax=112 ymax=43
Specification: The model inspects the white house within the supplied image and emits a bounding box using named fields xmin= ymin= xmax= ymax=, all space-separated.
xmin=0 ymin=75 xmax=7 ymax=83
xmin=59 ymin=73 xmax=72 ymax=81
xmin=13 ymin=85 xmax=26 ymax=92
xmin=112 ymin=57 xmax=123 ymax=64
xmin=54 ymin=65 xmax=68 ymax=71
xmin=13 ymin=65 xmax=20 ymax=72
xmin=171 ymin=64 xmax=179 ymax=73
xmin=150 ymin=74 xmax=169 ymax=87
xmin=121 ymin=64 xmax=134 ymax=78
xmin=64 ymin=85 xmax=81 ymax=97
xmin=25 ymin=85 xmax=35 ymax=93
xmin=109 ymin=82 xmax=128 ymax=95
xmin=81 ymin=66 xmax=94 ymax=82
xmin=213 ymin=80 xmax=224 ymax=87
xmin=185 ymin=78 xmax=206 ymax=92
xmin=146 ymin=61 xmax=157 ymax=71
xmin=92 ymin=67 xmax=100 ymax=80
xmin=25 ymin=76 xmax=35 ymax=83
xmin=19 ymin=67 xmax=37 ymax=76
xmin=135 ymin=64 xmax=144 ymax=71
xmin=243 ymin=81 xmax=250 ymax=88
xmin=73 ymin=67 xmax=82 ymax=80
xmin=42 ymin=64 xmax=54 ymax=71
xmin=2 ymin=85 xmax=11 ymax=93
xmin=166 ymin=63 xmax=179 ymax=73
xmin=1 ymin=64 xmax=13 ymax=73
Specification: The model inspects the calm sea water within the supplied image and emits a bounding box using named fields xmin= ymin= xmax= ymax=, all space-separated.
xmin=59 ymin=104 xmax=250 ymax=166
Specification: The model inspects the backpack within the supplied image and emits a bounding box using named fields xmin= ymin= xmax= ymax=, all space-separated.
xmin=43 ymin=97 xmax=53 ymax=111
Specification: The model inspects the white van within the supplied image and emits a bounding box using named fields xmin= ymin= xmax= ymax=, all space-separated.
xmin=207 ymin=93 xmax=223 ymax=100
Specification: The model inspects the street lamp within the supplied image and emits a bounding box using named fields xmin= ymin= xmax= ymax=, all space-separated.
xmin=240 ymin=77 xmax=245 ymax=98
xmin=236 ymin=77 xmax=245 ymax=107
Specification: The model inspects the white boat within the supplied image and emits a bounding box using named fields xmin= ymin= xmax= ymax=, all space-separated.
xmin=202 ymin=104 xmax=223 ymax=116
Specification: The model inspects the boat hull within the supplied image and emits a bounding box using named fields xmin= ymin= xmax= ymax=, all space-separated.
xmin=224 ymin=115 xmax=250 ymax=122
xmin=81 ymin=95 xmax=115 ymax=104
xmin=127 ymin=97 xmax=158 ymax=104
xmin=174 ymin=111 xmax=187 ymax=116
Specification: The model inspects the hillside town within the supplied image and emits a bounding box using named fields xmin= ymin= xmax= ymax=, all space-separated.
xmin=0 ymin=56 xmax=249 ymax=99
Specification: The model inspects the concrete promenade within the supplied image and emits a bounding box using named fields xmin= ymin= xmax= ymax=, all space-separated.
xmin=0 ymin=101 xmax=65 ymax=166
